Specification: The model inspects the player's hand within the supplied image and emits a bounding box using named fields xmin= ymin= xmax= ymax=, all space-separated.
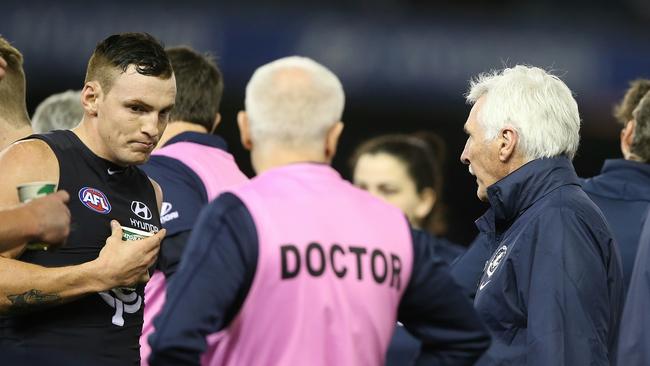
xmin=93 ymin=220 xmax=165 ymax=290
xmin=25 ymin=190 xmax=71 ymax=248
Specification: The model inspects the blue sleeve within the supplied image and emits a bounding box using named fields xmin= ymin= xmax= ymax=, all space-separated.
xmin=617 ymin=215 xmax=650 ymax=365
xmin=148 ymin=193 xmax=258 ymax=366
xmin=398 ymin=229 xmax=491 ymax=366
xmin=523 ymin=208 xmax=621 ymax=366
xmin=434 ymin=237 xmax=466 ymax=265
xmin=450 ymin=233 xmax=492 ymax=299
xmin=156 ymin=231 xmax=192 ymax=277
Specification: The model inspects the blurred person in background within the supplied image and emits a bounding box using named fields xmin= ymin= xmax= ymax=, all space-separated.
xmin=460 ymin=65 xmax=623 ymax=365
xmin=139 ymin=46 xmax=248 ymax=365
xmin=31 ymin=89 xmax=83 ymax=133
xmin=0 ymin=32 xmax=172 ymax=365
xmin=581 ymin=79 xmax=650 ymax=289
xmin=618 ymin=189 xmax=650 ymax=364
xmin=350 ymin=132 xmax=465 ymax=263
xmin=0 ymin=36 xmax=31 ymax=148
xmin=351 ymin=132 xmax=467 ymax=365
xmin=0 ymin=36 xmax=71 ymax=251
xmin=149 ymin=56 xmax=490 ymax=366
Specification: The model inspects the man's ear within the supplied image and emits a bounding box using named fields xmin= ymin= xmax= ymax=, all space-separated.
xmin=81 ymin=81 xmax=102 ymax=117
xmin=498 ymin=126 xmax=518 ymax=162
xmin=237 ymin=111 xmax=253 ymax=150
xmin=325 ymin=121 xmax=344 ymax=161
xmin=620 ymin=120 xmax=636 ymax=159
xmin=210 ymin=113 xmax=222 ymax=133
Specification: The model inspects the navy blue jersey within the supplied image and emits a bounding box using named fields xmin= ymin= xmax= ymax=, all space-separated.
xmin=148 ymin=193 xmax=490 ymax=366
xmin=0 ymin=130 xmax=161 ymax=365
xmin=581 ymin=159 xmax=650 ymax=288
xmin=470 ymin=157 xmax=624 ymax=365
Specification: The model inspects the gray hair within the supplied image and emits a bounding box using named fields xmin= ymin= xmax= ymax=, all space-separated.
xmin=31 ymin=90 xmax=83 ymax=133
xmin=466 ymin=65 xmax=581 ymax=160
xmin=245 ymin=56 xmax=345 ymax=148
xmin=631 ymin=91 xmax=650 ymax=162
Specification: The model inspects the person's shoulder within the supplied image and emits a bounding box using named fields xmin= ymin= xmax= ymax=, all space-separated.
xmin=523 ymin=191 xmax=612 ymax=248
xmin=530 ymin=191 xmax=603 ymax=229
xmin=0 ymin=138 xmax=58 ymax=174
xmin=536 ymin=183 xmax=599 ymax=214
xmin=1 ymin=138 xmax=54 ymax=157
xmin=0 ymin=138 xmax=59 ymax=208
xmin=141 ymin=153 xmax=202 ymax=184
xmin=206 ymin=192 xmax=249 ymax=216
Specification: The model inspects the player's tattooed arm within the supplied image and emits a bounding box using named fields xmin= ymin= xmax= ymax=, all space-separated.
xmin=6 ymin=289 xmax=62 ymax=314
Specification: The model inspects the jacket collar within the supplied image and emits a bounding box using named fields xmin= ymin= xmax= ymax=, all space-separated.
xmin=476 ymin=156 xmax=581 ymax=236
xmin=582 ymin=159 xmax=650 ymax=200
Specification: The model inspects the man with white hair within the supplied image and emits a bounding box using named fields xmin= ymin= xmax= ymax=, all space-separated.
xmin=148 ymin=56 xmax=490 ymax=366
xmin=459 ymin=65 xmax=624 ymax=365
xmin=31 ymin=90 xmax=83 ymax=133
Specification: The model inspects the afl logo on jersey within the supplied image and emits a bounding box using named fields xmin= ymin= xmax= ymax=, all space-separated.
xmin=78 ymin=187 xmax=112 ymax=214
xmin=131 ymin=201 xmax=152 ymax=220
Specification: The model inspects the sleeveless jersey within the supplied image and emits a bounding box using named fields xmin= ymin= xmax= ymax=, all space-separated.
xmin=210 ymin=163 xmax=414 ymax=366
xmin=0 ymin=130 xmax=161 ymax=365
xmin=140 ymin=138 xmax=248 ymax=365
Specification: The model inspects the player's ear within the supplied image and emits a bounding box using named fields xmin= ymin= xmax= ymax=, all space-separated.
xmin=81 ymin=81 xmax=102 ymax=117
xmin=237 ymin=111 xmax=253 ymax=150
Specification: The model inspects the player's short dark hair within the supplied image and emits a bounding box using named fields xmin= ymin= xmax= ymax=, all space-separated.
xmin=85 ymin=32 xmax=173 ymax=93
xmin=166 ymin=47 xmax=224 ymax=131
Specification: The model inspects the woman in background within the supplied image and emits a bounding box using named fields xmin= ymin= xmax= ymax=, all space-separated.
xmin=350 ymin=132 xmax=466 ymax=366
xmin=350 ymin=131 xmax=464 ymax=262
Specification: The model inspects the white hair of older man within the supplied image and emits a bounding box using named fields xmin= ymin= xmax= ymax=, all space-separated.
xmin=31 ymin=90 xmax=83 ymax=134
xmin=466 ymin=65 xmax=581 ymax=160
xmin=245 ymin=56 xmax=345 ymax=148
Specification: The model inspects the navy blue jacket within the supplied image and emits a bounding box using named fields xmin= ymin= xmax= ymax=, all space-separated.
xmin=581 ymin=159 xmax=650 ymax=288
xmin=385 ymin=237 xmax=466 ymax=366
xmin=469 ymin=157 xmax=624 ymax=365
xmin=450 ymin=234 xmax=492 ymax=299
xmin=148 ymin=192 xmax=490 ymax=366
xmin=140 ymin=132 xmax=230 ymax=276
xmin=617 ymin=213 xmax=650 ymax=365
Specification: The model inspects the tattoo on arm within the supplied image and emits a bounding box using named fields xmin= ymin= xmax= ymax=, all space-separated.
xmin=7 ymin=289 xmax=61 ymax=314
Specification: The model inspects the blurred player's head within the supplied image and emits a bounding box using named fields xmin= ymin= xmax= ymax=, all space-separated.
xmin=461 ymin=65 xmax=580 ymax=201
xmin=614 ymin=79 xmax=650 ymax=125
xmin=32 ymin=90 xmax=83 ymax=133
xmin=165 ymin=46 xmax=224 ymax=133
xmin=0 ymin=36 xmax=28 ymax=127
xmin=629 ymin=92 xmax=650 ymax=163
xmin=80 ymin=32 xmax=176 ymax=166
xmin=238 ymin=56 xmax=345 ymax=171
xmin=614 ymin=79 xmax=650 ymax=161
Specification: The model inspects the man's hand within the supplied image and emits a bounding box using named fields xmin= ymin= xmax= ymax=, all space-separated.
xmin=92 ymin=220 xmax=165 ymax=290
xmin=24 ymin=190 xmax=71 ymax=247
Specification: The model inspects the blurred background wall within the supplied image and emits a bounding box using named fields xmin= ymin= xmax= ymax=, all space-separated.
xmin=3 ymin=0 xmax=649 ymax=244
